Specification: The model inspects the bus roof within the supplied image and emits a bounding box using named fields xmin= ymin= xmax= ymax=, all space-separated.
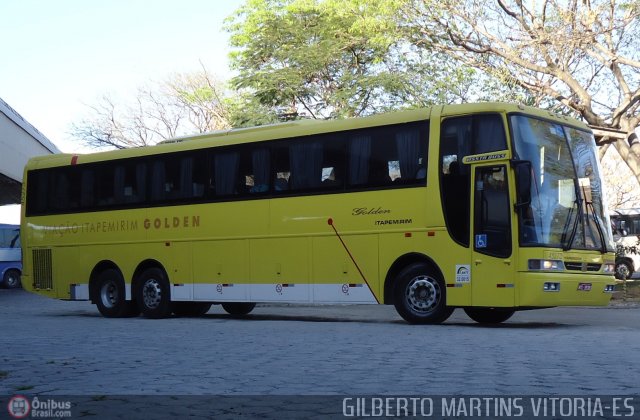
xmin=24 ymin=102 xmax=590 ymax=170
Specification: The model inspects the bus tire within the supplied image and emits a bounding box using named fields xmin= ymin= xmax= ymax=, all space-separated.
xmin=393 ymin=263 xmax=453 ymax=324
xmin=222 ymin=302 xmax=256 ymax=316
xmin=95 ymin=269 xmax=138 ymax=318
xmin=136 ymin=267 xmax=172 ymax=319
xmin=464 ymin=308 xmax=515 ymax=324
xmin=2 ymin=269 xmax=21 ymax=289
xmin=172 ymin=302 xmax=212 ymax=317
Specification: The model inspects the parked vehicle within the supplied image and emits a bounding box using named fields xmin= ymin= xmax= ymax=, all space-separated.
xmin=611 ymin=209 xmax=640 ymax=280
xmin=21 ymin=103 xmax=616 ymax=324
xmin=0 ymin=224 xmax=21 ymax=288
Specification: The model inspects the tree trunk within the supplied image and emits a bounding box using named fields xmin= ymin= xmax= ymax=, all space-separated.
xmin=613 ymin=138 xmax=640 ymax=188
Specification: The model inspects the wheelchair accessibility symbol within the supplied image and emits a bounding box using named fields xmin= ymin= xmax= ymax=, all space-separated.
xmin=475 ymin=234 xmax=487 ymax=248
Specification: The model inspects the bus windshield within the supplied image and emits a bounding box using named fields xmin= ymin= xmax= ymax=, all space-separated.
xmin=510 ymin=115 xmax=614 ymax=252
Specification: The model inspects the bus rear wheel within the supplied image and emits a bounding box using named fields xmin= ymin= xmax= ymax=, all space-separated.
xmin=136 ymin=267 xmax=172 ymax=319
xmin=393 ymin=263 xmax=453 ymax=324
xmin=222 ymin=302 xmax=256 ymax=316
xmin=2 ymin=269 xmax=21 ymax=289
xmin=172 ymin=302 xmax=212 ymax=317
xmin=464 ymin=308 xmax=515 ymax=324
xmin=95 ymin=269 xmax=138 ymax=318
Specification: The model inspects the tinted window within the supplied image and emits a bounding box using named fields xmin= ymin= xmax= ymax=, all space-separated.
xmin=440 ymin=117 xmax=472 ymax=246
xmin=25 ymin=120 xmax=429 ymax=216
xmin=439 ymin=114 xmax=507 ymax=247
xmin=474 ymin=166 xmax=511 ymax=257
xmin=0 ymin=228 xmax=20 ymax=248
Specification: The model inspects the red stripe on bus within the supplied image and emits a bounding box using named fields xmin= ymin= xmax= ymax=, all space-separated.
xmin=328 ymin=218 xmax=379 ymax=304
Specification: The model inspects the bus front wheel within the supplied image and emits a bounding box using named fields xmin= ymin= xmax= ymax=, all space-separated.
xmin=95 ymin=269 xmax=138 ymax=318
xmin=222 ymin=302 xmax=256 ymax=316
xmin=464 ymin=308 xmax=515 ymax=324
xmin=136 ymin=268 xmax=172 ymax=319
xmin=393 ymin=263 xmax=453 ymax=324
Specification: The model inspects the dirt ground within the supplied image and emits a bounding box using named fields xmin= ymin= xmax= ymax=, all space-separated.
xmin=612 ymin=280 xmax=640 ymax=303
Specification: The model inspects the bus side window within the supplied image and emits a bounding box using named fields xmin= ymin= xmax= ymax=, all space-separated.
xmin=214 ymin=151 xmax=240 ymax=196
xmin=96 ymin=165 xmax=116 ymax=206
xmin=150 ymin=161 xmax=166 ymax=201
xmin=162 ymin=158 xmax=184 ymax=200
xmin=320 ymin=133 xmax=345 ymax=190
xmin=348 ymin=134 xmax=372 ymax=186
xmin=474 ymin=114 xmax=507 ymax=154
xmin=80 ymin=169 xmax=95 ymax=208
xmin=289 ymin=140 xmax=324 ymax=191
xmin=191 ymin=155 xmax=207 ymax=198
xmin=244 ymin=147 xmax=270 ymax=194
xmin=53 ymin=172 xmax=71 ymax=211
xmin=370 ymin=135 xmax=395 ymax=186
xmin=440 ymin=117 xmax=472 ymax=247
xmin=177 ymin=156 xmax=193 ymax=199
xmin=395 ymin=128 xmax=422 ymax=182
xmin=27 ymin=171 xmax=48 ymax=215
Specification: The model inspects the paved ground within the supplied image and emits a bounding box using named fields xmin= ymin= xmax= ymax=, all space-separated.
xmin=1 ymin=289 xmax=639 ymax=418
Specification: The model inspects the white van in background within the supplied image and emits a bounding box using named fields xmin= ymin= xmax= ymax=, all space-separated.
xmin=0 ymin=224 xmax=21 ymax=288
xmin=611 ymin=209 xmax=640 ymax=280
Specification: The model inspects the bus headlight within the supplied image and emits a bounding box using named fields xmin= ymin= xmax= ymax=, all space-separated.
xmin=603 ymin=262 xmax=615 ymax=273
xmin=528 ymin=259 xmax=565 ymax=271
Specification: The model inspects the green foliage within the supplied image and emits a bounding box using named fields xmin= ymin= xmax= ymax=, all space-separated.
xmin=225 ymin=0 xmax=478 ymax=119
xmin=224 ymin=93 xmax=281 ymax=128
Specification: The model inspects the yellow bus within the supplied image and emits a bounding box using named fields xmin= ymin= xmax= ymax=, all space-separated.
xmin=20 ymin=103 xmax=617 ymax=324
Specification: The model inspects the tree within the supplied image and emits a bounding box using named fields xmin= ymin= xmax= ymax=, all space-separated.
xmin=225 ymin=0 xmax=481 ymax=120
xmin=71 ymin=70 xmax=233 ymax=149
xmin=405 ymin=0 xmax=640 ymax=183
xmin=601 ymin=146 xmax=640 ymax=210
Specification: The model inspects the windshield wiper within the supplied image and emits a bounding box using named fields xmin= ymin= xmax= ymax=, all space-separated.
xmin=583 ymin=186 xmax=607 ymax=254
xmin=560 ymin=199 xmax=580 ymax=251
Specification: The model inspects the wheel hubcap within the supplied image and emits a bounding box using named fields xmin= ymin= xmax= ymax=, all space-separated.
xmin=617 ymin=264 xmax=630 ymax=278
xmin=100 ymin=281 xmax=119 ymax=308
xmin=406 ymin=275 xmax=440 ymax=313
xmin=142 ymin=279 xmax=163 ymax=309
xmin=6 ymin=275 xmax=17 ymax=287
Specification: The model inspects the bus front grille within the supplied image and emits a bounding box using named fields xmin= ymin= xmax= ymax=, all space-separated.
xmin=32 ymin=249 xmax=53 ymax=289
xmin=565 ymin=262 xmax=602 ymax=272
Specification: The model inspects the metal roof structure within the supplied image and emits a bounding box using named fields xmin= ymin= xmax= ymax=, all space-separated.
xmin=0 ymin=97 xmax=60 ymax=205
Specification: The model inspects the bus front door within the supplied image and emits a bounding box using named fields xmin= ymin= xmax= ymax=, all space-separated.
xmin=470 ymin=165 xmax=515 ymax=307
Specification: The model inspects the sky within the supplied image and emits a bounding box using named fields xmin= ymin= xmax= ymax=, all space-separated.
xmin=0 ymin=0 xmax=245 ymax=222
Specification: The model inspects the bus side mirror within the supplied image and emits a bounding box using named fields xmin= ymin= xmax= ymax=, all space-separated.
xmin=513 ymin=160 xmax=532 ymax=210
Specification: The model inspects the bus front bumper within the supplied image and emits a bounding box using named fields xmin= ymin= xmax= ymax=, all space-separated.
xmin=517 ymin=272 xmax=615 ymax=307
